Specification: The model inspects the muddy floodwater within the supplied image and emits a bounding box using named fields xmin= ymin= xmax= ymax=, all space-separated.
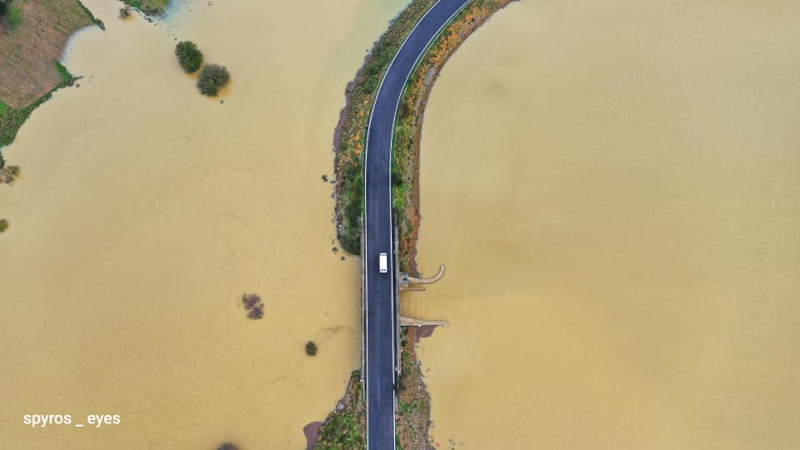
xmin=0 ymin=0 xmax=409 ymax=447
xmin=409 ymin=0 xmax=800 ymax=448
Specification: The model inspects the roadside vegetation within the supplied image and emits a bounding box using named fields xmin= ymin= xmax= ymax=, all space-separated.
xmin=396 ymin=328 xmax=432 ymax=449
xmin=309 ymin=332 xmax=431 ymax=449
xmin=313 ymin=371 xmax=366 ymax=450
xmin=332 ymin=0 xmax=439 ymax=255
xmin=175 ymin=41 xmax=203 ymax=73
xmin=391 ymin=0 xmax=515 ymax=272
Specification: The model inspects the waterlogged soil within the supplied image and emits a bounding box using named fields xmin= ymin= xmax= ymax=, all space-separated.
xmin=410 ymin=0 xmax=800 ymax=448
xmin=0 ymin=0 xmax=413 ymax=448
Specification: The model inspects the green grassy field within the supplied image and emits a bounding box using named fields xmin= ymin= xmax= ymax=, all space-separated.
xmin=0 ymin=0 xmax=95 ymax=151
xmin=0 ymin=0 xmax=94 ymax=108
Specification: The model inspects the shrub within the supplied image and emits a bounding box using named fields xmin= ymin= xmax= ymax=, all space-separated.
xmin=305 ymin=341 xmax=318 ymax=356
xmin=0 ymin=219 xmax=8 ymax=233
xmin=247 ymin=303 xmax=264 ymax=320
xmin=363 ymin=76 xmax=379 ymax=94
xmin=196 ymin=64 xmax=229 ymax=96
xmin=0 ymin=165 xmax=19 ymax=184
xmin=174 ymin=41 xmax=203 ymax=73
xmin=240 ymin=293 xmax=264 ymax=319
xmin=241 ymin=293 xmax=261 ymax=310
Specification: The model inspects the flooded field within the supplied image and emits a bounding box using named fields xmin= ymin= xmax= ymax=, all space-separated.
xmin=0 ymin=0 xmax=409 ymax=447
xmin=410 ymin=0 xmax=800 ymax=448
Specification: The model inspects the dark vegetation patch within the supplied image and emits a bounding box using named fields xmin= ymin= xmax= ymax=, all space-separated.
xmin=0 ymin=164 xmax=20 ymax=184
xmin=175 ymin=41 xmax=203 ymax=73
xmin=197 ymin=64 xmax=229 ymax=97
xmin=241 ymin=293 xmax=264 ymax=320
xmin=305 ymin=341 xmax=318 ymax=356
xmin=5 ymin=4 xmax=22 ymax=29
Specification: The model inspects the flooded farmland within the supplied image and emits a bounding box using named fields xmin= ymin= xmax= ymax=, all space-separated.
xmin=0 ymin=0 xmax=411 ymax=447
xmin=410 ymin=0 xmax=800 ymax=448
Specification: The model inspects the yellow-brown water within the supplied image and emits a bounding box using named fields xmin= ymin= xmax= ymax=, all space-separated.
xmin=409 ymin=0 xmax=800 ymax=448
xmin=0 ymin=0 xmax=410 ymax=447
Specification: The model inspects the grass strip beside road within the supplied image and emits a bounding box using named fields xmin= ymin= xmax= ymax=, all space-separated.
xmin=333 ymin=0 xmax=439 ymax=255
xmin=391 ymin=0 xmax=516 ymax=273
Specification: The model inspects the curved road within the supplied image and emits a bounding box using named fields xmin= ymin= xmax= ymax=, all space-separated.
xmin=364 ymin=0 xmax=472 ymax=448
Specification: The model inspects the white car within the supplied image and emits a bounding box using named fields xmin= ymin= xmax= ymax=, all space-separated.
xmin=379 ymin=253 xmax=388 ymax=274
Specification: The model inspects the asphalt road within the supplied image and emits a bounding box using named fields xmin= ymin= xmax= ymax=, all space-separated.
xmin=364 ymin=0 xmax=473 ymax=448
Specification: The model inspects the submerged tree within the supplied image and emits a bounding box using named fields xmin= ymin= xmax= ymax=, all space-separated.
xmin=197 ymin=64 xmax=229 ymax=96
xmin=241 ymin=293 xmax=261 ymax=310
xmin=241 ymin=293 xmax=264 ymax=320
xmin=305 ymin=341 xmax=318 ymax=356
xmin=247 ymin=303 xmax=264 ymax=320
xmin=217 ymin=442 xmax=239 ymax=450
xmin=0 ymin=165 xmax=20 ymax=184
xmin=175 ymin=41 xmax=203 ymax=73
